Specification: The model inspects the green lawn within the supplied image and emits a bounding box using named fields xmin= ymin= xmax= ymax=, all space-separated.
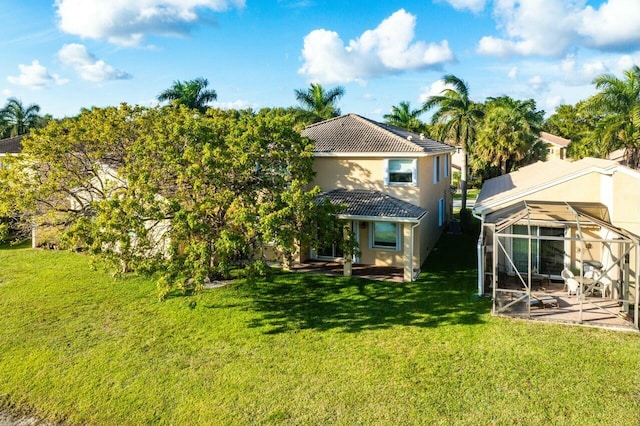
xmin=0 ymin=235 xmax=638 ymax=425
xmin=453 ymin=188 xmax=480 ymax=201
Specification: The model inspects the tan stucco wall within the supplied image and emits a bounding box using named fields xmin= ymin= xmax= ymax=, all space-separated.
xmin=546 ymin=145 xmax=566 ymax=161
xmin=611 ymin=171 xmax=640 ymax=235
xmin=313 ymin=156 xmax=420 ymax=205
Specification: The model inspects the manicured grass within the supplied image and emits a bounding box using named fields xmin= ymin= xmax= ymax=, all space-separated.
xmin=0 ymin=235 xmax=638 ymax=425
xmin=453 ymin=188 xmax=480 ymax=201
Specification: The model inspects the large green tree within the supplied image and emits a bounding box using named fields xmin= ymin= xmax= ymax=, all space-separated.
xmin=157 ymin=77 xmax=218 ymax=113
xmin=383 ymin=101 xmax=425 ymax=132
xmin=589 ymin=65 xmax=640 ymax=168
xmin=294 ymin=83 xmax=345 ymax=121
xmin=543 ymin=101 xmax=601 ymax=159
xmin=0 ymin=97 xmax=41 ymax=137
xmin=474 ymin=96 xmax=544 ymax=175
xmin=422 ymin=74 xmax=483 ymax=211
xmin=1 ymin=104 xmax=350 ymax=297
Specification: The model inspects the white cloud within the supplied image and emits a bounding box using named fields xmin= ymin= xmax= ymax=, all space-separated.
xmin=578 ymin=0 xmax=640 ymax=50
xmin=616 ymin=54 xmax=640 ymax=73
xmin=439 ymin=0 xmax=487 ymax=13
xmin=477 ymin=0 xmax=640 ymax=57
xmin=556 ymin=54 xmax=612 ymax=85
xmin=544 ymin=95 xmax=563 ymax=113
xmin=55 ymin=0 xmax=246 ymax=46
xmin=528 ymin=75 xmax=547 ymax=93
xmin=507 ymin=66 xmax=518 ymax=79
xmin=212 ymin=99 xmax=256 ymax=110
xmin=298 ymin=9 xmax=455 ymax=84
xmin=418 ymin=79 xmax=455 ymax=103
xmin=2 ymin=89 xmax=12 ymax=97
xmin=7 ymin=60 xmax=68 ymax=89
xmin=58 ymin=44 xmax=131 ymax=82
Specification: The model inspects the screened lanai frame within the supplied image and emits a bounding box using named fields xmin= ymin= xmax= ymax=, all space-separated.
xmin=479 ymin=200 xmax=640 ymax=329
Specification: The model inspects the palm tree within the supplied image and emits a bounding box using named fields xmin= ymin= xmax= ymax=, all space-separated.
xmin=383 ymin=101 xmax=424 ymax=132
xmin=589 ymin=65 xmax=640 ymax=169
xmin=294 ymin=83 xmax=345 ymax=121
xmin=0 ymin=98 xmax=41 ymax=137
xmin=422 ymin=75 xmax=483 ymax=211
xmin=157 ymin=77 xmax=217 ymax=113
xmin=475 ymin=97 xmax=543 ymax=175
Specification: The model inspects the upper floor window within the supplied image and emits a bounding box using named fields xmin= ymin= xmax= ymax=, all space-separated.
xmin=444 ymin=154 xmax=449 ymax=178
xmin=384 ymin=159 xmax=417 ymax=186
xmin=433 ymin=156 xmax=441 ymax=184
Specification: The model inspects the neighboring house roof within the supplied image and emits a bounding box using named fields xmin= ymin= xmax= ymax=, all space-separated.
xmin=0 ymin=135 xmax=24 ymax=154
xmin=539 ymin=131 xmax=570 ymax=148
xmin=303 ymin=113 xmax=454 ymax=155
xmin=474 ymin=157 xmax=622 ymax=213
xmin=320 ymin=189 xmax=427 ymax=222
xmin=608 ymin=148 xmax=626 ymax=165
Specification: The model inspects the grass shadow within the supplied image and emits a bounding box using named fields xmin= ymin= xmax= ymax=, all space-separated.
xmin=243 ymin=232 xmax=490 ymax=333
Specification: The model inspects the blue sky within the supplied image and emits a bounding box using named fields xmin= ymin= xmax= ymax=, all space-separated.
xmin=1 ymin=0 xmax=638 ymax=121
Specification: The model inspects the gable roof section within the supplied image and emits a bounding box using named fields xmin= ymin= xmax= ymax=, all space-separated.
xmin=303 ymin=113 xmax=454 ymax=155
xmin=540 ymin=131 xmax=570 ymax=148
xmin=474 ymin=157 xmax=625 ymax=214
xmin=0 ymin=135 xmax=24 ymax=154
xmin=320 ymin=189 xmax=427 ymax=222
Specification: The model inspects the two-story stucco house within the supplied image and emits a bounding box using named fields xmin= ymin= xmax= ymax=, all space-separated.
xmin=540 ymin=131 xmax=570 ymax=160
xmin=301 ymin=113 xmax=455 ymax=282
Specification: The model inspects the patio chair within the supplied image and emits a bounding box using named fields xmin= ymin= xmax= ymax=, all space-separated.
xmin=566 ymin=277 xmax=580 ymax=296
xmin=583 ymin=269 xmax=612 ymax=297
xmin=561 ymin=268 xmax=574 ymax=292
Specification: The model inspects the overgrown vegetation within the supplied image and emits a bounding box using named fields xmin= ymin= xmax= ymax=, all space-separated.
xmin=0 ymin=105 xmax=353 ymax=296
xmin=0 ymin=235 xmax=637 ymax=425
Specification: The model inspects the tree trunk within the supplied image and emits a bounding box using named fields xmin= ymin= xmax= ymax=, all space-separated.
xmin=500 ymin=159 xmax=507 ymax=175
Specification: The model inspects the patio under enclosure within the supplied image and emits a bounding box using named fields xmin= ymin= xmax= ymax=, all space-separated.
xmin=477 ymin=201 xmax=639 ymax=330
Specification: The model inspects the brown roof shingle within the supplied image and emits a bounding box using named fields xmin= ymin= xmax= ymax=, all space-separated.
xmin=303 ymin=113 xmax=454 ymax=154
xmin=320 ymin=188 xmax=427 ymax=220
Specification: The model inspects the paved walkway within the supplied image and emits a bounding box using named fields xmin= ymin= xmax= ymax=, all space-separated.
xmin=0 ymin=410 xmax=50 ymax=426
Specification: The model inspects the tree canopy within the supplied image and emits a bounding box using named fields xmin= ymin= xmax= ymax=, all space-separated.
xmin=383 ymin=101 xmax=425 ymax=133
xmin=474 ymin=96 xmax=544 ymax=175
xmin=0 ymin=97 xmax=42 ymax=138
xmin=422 ymin=74 xmax=483 ymax=210
xmin=157 ymin=77 xmax=218 ymax=113
xmin=0 ymin=104 xmax=350 ymax=298
xmin=294 ymin=83 xmax=345 ymax=121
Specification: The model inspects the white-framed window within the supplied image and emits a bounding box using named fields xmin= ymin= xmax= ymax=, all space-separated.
xmin=444 ymin=154 xmax=449 ymax=178
xmin=433 ymin=156 xmax=441 ymax=184
xmin=384 ymin=159 xmax=417 ymax=186
xmin=438 ymin=198 xmax=445 ymax=227
xmin=371 ymin=221 xmax=400 ymax=250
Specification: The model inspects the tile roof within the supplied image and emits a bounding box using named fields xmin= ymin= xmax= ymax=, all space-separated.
xmin=302 ymin=113 xmax=454 ymax=154
xmin=475 ymin=157 xmax=620 ymax=211
xmin=540 ymin=131 xmax=571 ymax=147
xmin=0 ymin=135 xmax=24 ymax=154
xmin=319 ymin=189 xmax=427 ymax=220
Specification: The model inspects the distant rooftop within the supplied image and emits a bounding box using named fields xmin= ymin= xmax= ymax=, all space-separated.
xmin=475 ymin=157 xmax=619 ymax=212
xmin=540 ymin=131 xmax=570 ymax=148
xmin=303 ymin=113 xmax=454 ymax=154
xmin=0 ymin=135 xmax=24 ymax=154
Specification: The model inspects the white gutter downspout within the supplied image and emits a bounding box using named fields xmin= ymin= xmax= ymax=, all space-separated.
xmin=472 ymin=209 xmax=484 ymax=296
